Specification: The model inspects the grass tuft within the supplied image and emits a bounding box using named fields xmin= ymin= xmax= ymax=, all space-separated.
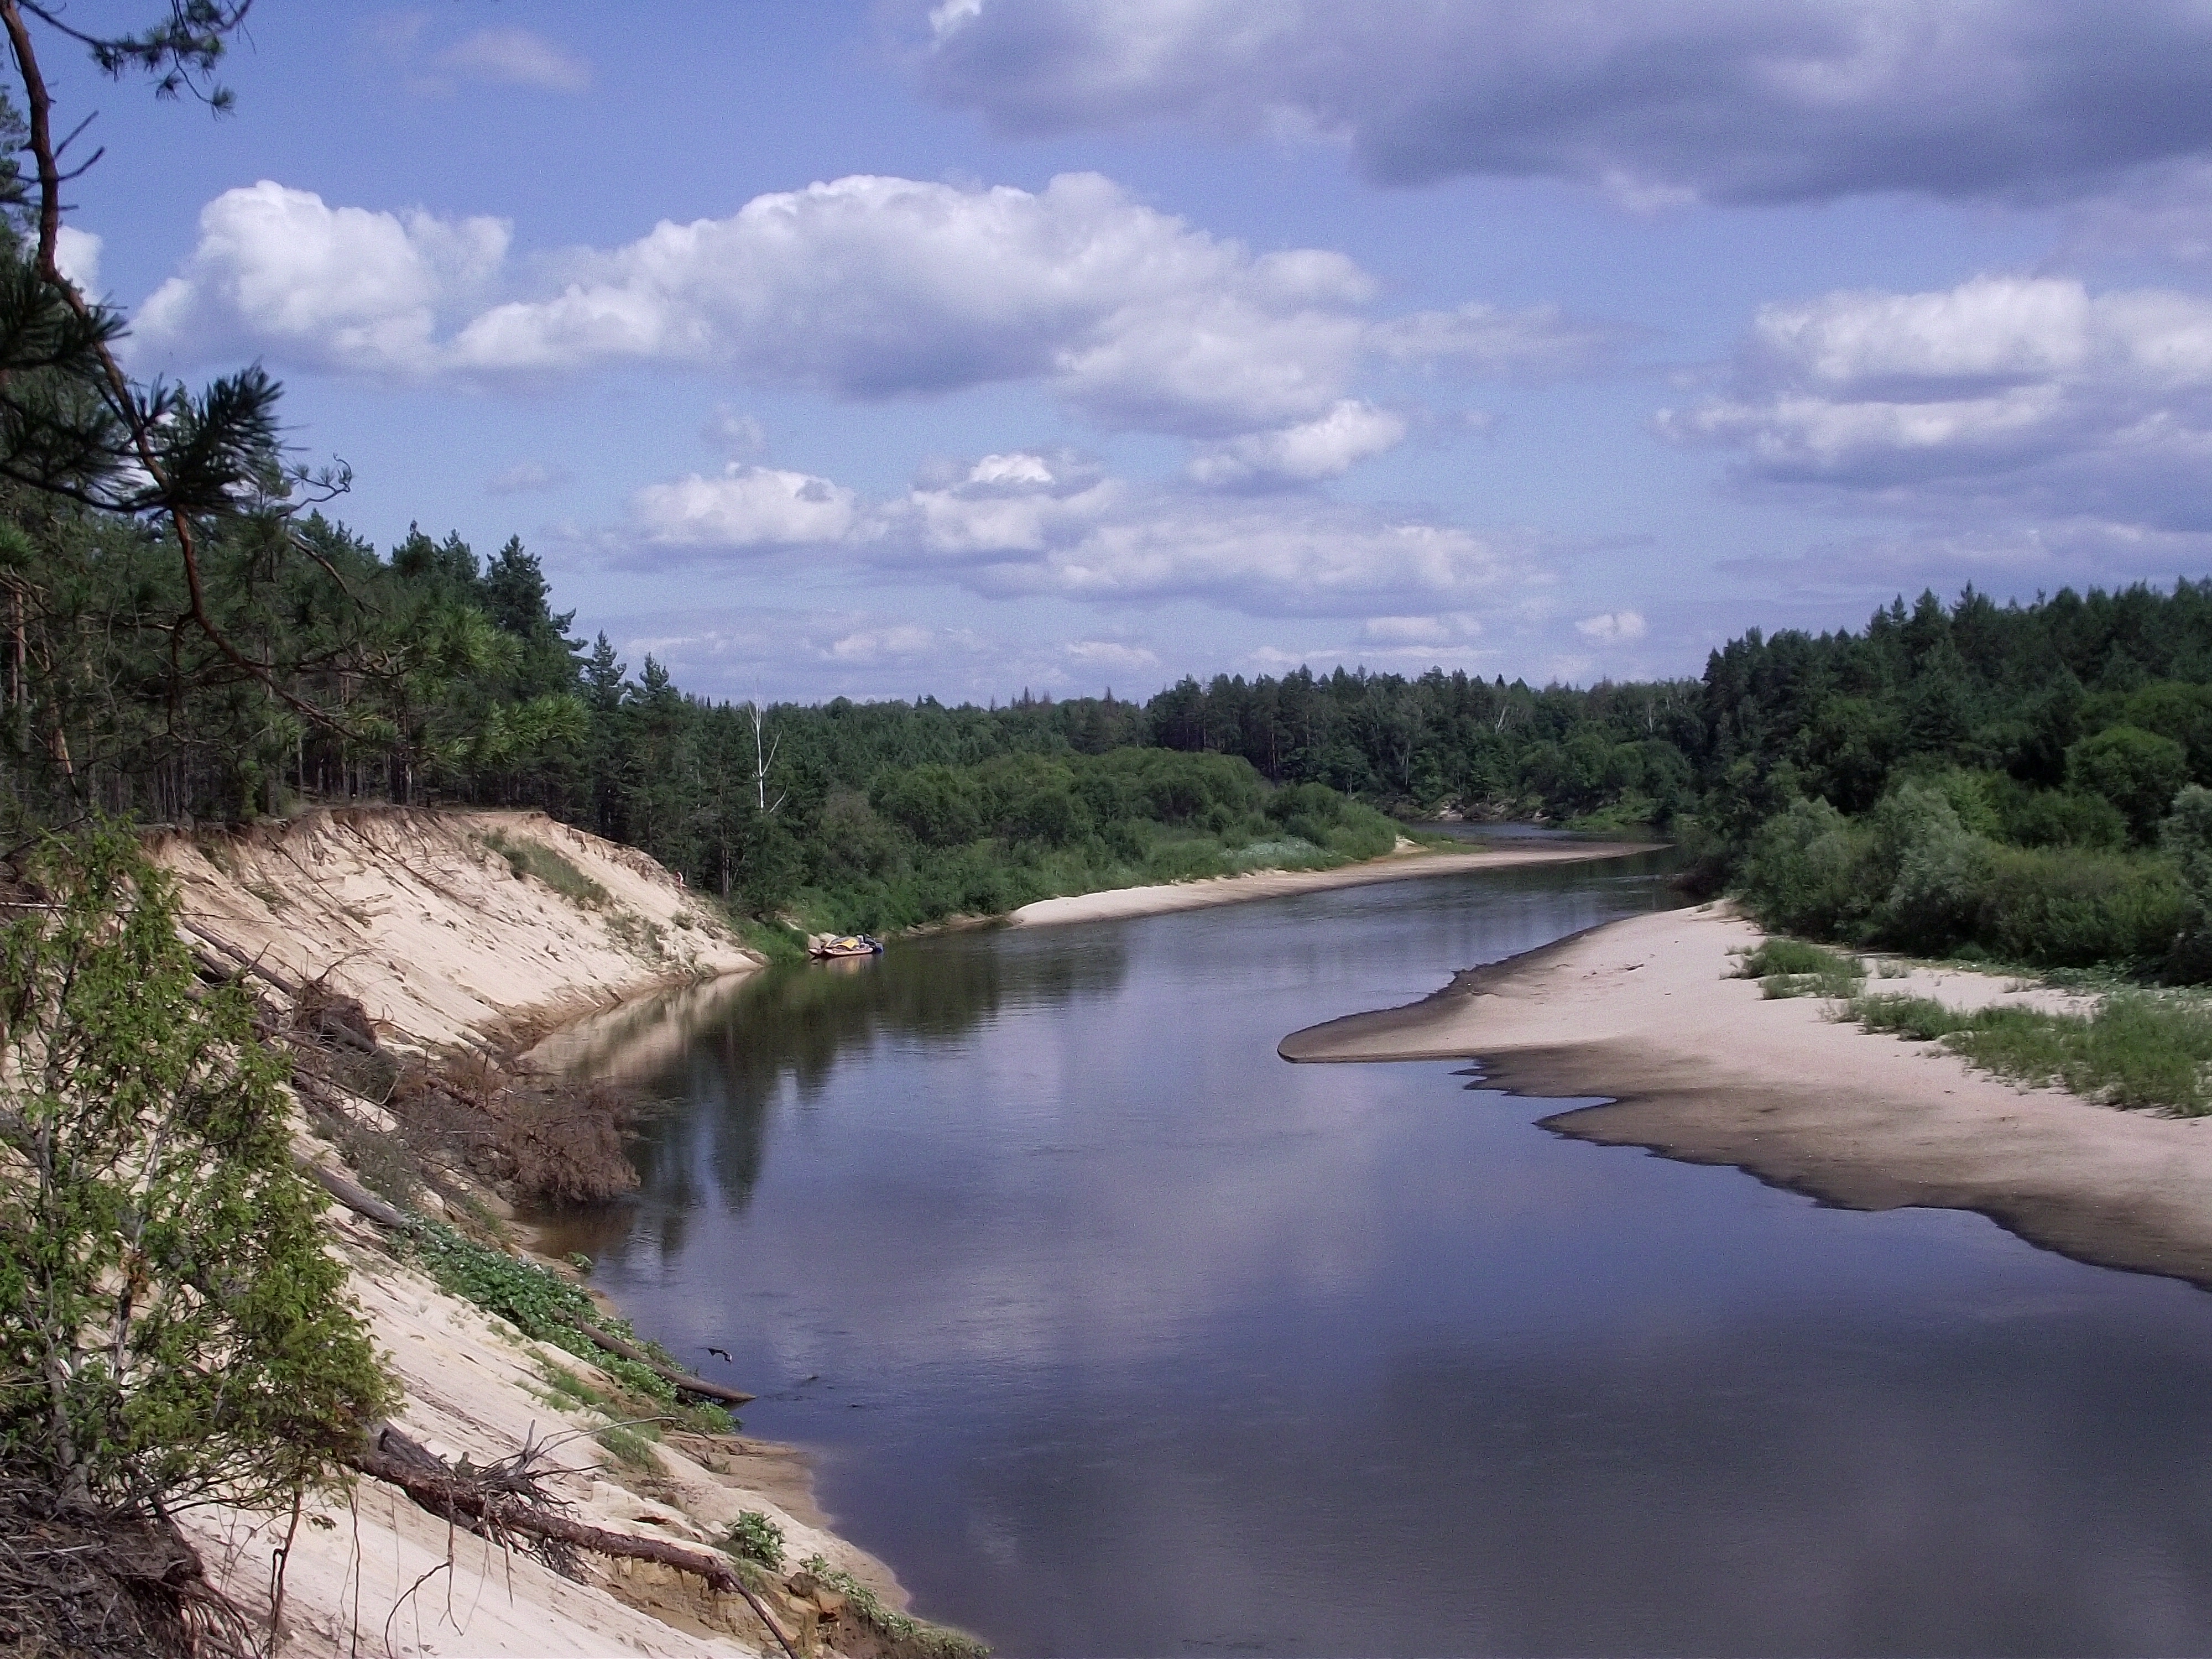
xmin=482 ymin=829 xmax=609 ymax=907
xmin=593 ymin=1421 xmax=661 ymax=1470
xmin=1850 ymin=990 xmax=2212 ymax=1114
xmin=1736 ymin=937 xmax=1866 ymax=999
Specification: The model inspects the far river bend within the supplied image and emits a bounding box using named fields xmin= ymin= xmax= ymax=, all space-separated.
xmin=538 ymin=849 xmax=2212 ymax=1657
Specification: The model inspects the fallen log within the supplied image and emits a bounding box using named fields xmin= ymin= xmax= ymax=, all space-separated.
xmin=571 ymin=1316 xmax=756 ymax=1406
xmin=351 ymin=1425 xmax=801 ymax=1659
xmin=354 ymin=1425 xmax=739 ymax=1588
xmin=178 ymin=918 xmax=305 ymax=999
xmin=299 ymin=1157 xmax=413 ymax=1232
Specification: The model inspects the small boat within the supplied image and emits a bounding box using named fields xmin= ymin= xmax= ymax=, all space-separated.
xmin=810 ymin=933 xmax=884 ymax=959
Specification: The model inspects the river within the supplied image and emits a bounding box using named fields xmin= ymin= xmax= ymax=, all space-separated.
xmin=539 ymin=852 xmax=2212 ymax=1657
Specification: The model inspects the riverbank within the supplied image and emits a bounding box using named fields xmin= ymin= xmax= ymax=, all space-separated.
xmin=1010 ymin=836 xmax=1657 ymax=927
xmin=152 ymin=808 xmax=921 ymax=1657
xmin=1281 ymin=902 xmax=2212 ymax=1290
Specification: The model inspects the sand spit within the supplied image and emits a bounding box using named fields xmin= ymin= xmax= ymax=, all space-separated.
xmin=1281 ymin=904 xmax=2212 ymax=1290
xmin=139 ymin=808 xmax=927 ymax=1657
xmin=1011 ymin=837 xmax=1658 ymax=927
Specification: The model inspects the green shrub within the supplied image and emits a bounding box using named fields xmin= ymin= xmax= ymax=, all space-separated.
xmin=0 ymin=829 xmax=394 ymax=1514
xmin=736 ymin=916 xmax=811 ymax=964
xmin=411 ymin=1221 xmax=679 ymax=1403
xmin=2068 ymin=726 xmax=2189 ymax=843
xmin=1864 ymin=782 xmax=1991 ymax=953
xmin=1740 ymin=778 xmax=2190 ymax=975
xmin=2164 ymin=786 xmax=2212 ymax=980
xmin=483 ymin=828 xmax=610 ymax=906
xmin=1975 ymin=843 xmax=2189 ymax=968
xmin=1740 ymin=797 xmax=1879 ymax=937
xmin=805 ymin=752 xmax=1386 ymax=933
xmin=722 ymin=1511 xmax=785 ymax=1569
xmin=1989 ymin=779 xmax=2128 ymax=850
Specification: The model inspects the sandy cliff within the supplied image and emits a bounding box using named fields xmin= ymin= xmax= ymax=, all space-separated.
xmin=152 ymin=807 xmax=758 ymax=1051
xmin=155 ymin=808 xmax=910 ymax=1659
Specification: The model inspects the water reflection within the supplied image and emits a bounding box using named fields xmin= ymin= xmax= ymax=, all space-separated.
xmin=535 ymin=853 xmax=2212 ymax=1656
xmin=540 ymin=925 xmax=1131 ymax=1255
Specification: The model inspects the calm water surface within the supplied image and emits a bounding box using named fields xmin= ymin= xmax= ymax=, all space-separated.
xmin=544 ymin=856 xmax=2212 ymax=1657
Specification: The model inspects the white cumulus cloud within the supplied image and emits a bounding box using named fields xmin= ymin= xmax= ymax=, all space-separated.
xmin=1187 ymin=399 xmax=1406 ymax=486
xmin=133 ymin=181 xmax=508 ymax=375
xmin=902 ymin=452 xmax=1123 ymax=557
xmin=608 ymin=446 xmax=1546 ymax=619
xmin=632 ymin=464 xmax=860 ymax=549
xmin=54 ymin=227 xmax=100 ymax=295
xmin=134 ymin=173 xmax=1592 ymax=449
xmin=1369 ymin=302 xmax=1623 ymax=377
xmin=1662 ymin=275 xmax=2212 ymax=534
xmin=434 ymin=28 xmax=592 ymax=92
xmin=1576 ymin=610 xmax=1647 ymax=642
xmin=1065 ymin=639 xmax=1161 ymax=672
xmin=444 ymin=171 xmax=1370 ymax=435
xmin=486 ymin=460 xmax=568 ymax=495
xmin=881 ymin=452 xmax=1531 ymax=615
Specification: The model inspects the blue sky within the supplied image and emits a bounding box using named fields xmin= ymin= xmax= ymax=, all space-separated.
xmin=49 ymin=1 xmax=2212 ymax=702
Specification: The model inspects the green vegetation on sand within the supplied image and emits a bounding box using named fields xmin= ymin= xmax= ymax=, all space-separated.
xmin=1851 ymin=991 xmax=2212 ymax=1115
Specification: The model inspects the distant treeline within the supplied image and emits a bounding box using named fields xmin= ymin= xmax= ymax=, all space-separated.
xmin=12 ymin=488 xmax=2212 ymax=963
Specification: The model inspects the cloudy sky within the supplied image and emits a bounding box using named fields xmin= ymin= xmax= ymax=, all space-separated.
xmin=59 ymin=1 xmax=2212 ymax=701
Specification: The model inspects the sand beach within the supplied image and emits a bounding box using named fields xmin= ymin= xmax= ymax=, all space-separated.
xmin=1281 ymin=903 xmax=2212 ymax=1290
xmin=1011 ymin=837 xmax=1659 ymax=926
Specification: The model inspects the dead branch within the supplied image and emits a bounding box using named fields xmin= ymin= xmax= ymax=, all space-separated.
xmin=176 ymin=915 xmax=304 ymax=998
xmin=351 ymin=1422 xmax=737 ymax=1589
xmin=568 ymin=1317 xmax=755 ymax=1407
xmin=298 ymin=1156 xmax=411 ymax=1232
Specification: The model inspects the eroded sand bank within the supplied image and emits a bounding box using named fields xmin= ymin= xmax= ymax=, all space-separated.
xmin=158 ymin=808 xmax=911 ymax=1658
xmin=1011 ymin=838 xmax=1657 ymax=927
xmin=1281 ymin=904 xmax=2212 ymax=1289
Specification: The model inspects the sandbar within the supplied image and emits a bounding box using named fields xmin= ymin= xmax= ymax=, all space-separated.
xmin=1281 ymin=903 xmax=2212 ymax=1290
xmin=1011 ymin=838 xmax=1658 ymax=927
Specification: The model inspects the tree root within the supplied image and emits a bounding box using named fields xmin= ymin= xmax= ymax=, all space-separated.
xmin=0 ymin=1478 xmax=256 ymax=1659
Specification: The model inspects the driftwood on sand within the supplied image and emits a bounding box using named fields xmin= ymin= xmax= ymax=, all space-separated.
xmin=350 ymin=1425 xmax=802 ymax=1659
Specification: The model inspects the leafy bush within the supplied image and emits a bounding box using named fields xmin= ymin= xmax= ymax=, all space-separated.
xmin=1974 ymin=844 xmax=2189 ymax=968
xmin=1740 ymin=798 xmax=1879 ymax=938
xmin=410 ymin=1221 xmax=679 ymax=1404
xmin=1740 ymin=778 xmax=2189 ymax=975
xmin=806 ymin=753 xmax=1391 ymax=933
xmin=1871 ymin=783 xmax=1994 ymax=953
xmin=722 ymin=1510 xmax=785 ymax=1569
xmin=2068 ymin=725 xmax=2189 ymax=843
xmin=0 ymin=829 xmax=393 ymax=1514
xmin=1988 ymin=779 xmax=2128 ymax=851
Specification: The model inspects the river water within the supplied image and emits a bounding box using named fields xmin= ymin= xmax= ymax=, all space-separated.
xmin=541 ymin=853 xmax=2212 ymax=1657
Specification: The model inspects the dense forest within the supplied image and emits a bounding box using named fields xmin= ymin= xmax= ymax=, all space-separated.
xmin=12 ymin=471 xmax=2212 ymax=963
